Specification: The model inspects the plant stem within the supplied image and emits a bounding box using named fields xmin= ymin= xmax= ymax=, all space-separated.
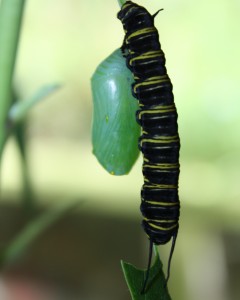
xmin=15 ymin=121 xmax=35 ymax=214
xmin=0 ymin=0 xmax=26 ymax=162
xmin=118 ymin=0 xmax=127 ymax=8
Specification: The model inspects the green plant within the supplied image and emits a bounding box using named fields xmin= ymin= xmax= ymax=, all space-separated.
xmin=0 ymin=0 xmax=59 ymax=206
xmin=0 ymin=0 xmax=26 ymax=161
xmin=0 ymin=0 xmax=73 ymax=272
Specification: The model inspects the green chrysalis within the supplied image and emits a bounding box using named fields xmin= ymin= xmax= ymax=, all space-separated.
xmin=91 ymin=48 xmax=140 ymax=175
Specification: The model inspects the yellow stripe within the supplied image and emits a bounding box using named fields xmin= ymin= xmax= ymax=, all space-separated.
xmin=133 ymin=76 xmax=169 ymax=93
xmin=157 ymin=135 xmax=178 ymax=139
xmin=148 ymin=222 xmax=178 ymax=231
xmin=141 ymin=136 xmax=179 ymax=144
xmin=139 ymin=50 xmax=163 ymax=57
xmin=142 ymin=108 xmax=173 ymax=114
xmin=140 ymin=107 xmax=175 ymax=114
xmin=138 ymin=107 xmax=176 ymax=119
xmin=144 ymin=218 xmax=176 ymax=224
xmin=138 ymin=104 xmax=176 ymax=119
xmin=151 ymin=104 xmax=175 ymax=110
xmin=144 ymin=184 xmax=177 ymax=189
xmin=127 ymin=27 xmax=156 ymax=40
xmin=129 ymin=50 xmax=163 ymax=66
xmin=144 ymin=163 xmax=179 ymax=169
xmin=145 ymin=75 xmax=167 ymax=82
xmin=123 ymin=4 xmax=135 ymax=18
xmin=145 ymin=201 xmax=179 ymax=206
xmin=144 ymin=157 xmax=150 ymax=163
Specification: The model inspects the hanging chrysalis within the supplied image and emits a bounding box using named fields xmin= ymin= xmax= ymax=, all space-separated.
xmin=91 ymin=48 xmax=140 ymax=175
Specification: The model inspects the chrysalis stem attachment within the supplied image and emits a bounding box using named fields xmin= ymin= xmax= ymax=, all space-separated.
xmin=141 ymin=240 xmax=154 ymax=294
xmin=117 ymin=0 xmax=126 ymax=8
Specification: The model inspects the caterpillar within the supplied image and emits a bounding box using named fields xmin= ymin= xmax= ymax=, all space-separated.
xmin=117 ymin=1 xmax=180 ymax=293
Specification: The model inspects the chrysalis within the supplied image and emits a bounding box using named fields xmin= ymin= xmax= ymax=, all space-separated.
xmin=91 ymin=48 xmax=140 ymax=175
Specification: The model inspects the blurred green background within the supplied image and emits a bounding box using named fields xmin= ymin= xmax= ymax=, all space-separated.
xmin=1 ymin=0 xmax=240 ymax=299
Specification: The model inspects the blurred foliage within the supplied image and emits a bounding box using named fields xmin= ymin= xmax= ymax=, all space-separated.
xmin=0 ymin=201 xmax=79 ymax=269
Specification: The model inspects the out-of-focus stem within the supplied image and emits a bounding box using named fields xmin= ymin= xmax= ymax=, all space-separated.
xmin=0 ymin=0 xmax=26 ymax=163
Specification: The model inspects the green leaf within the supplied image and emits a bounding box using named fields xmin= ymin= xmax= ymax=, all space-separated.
xmin=8 ymin=83 xmax=61 ymax=124
xmin=121 ymin=248 xmax=172 ymax=300
xmin=0 ymin=201 xmax=79 ymax=268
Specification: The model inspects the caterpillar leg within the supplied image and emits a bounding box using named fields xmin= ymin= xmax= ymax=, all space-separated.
xmin=165 ymin=230 xmax=178 ymax=286
xmin=141 ymin=230 xmax=178 ymax=294
xmin=141 ymin=239 xmax=154 ymax=294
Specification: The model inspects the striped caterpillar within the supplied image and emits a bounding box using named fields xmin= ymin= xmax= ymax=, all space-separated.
xmin=117 ymin=1 xmax=180 ymax=293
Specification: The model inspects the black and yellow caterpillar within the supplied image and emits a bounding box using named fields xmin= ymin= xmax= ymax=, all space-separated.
xmin=117 ymin=1 xmax=180 ymax=292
